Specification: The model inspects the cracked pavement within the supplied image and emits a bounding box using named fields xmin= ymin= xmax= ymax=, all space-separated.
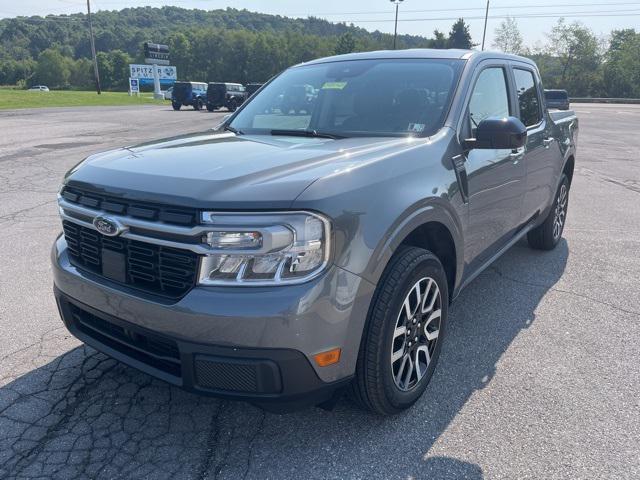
xmin=1 ymin=104 xmax=639 ymax=479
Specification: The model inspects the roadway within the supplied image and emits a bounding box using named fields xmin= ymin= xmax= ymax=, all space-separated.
xmin=0 ymin=103 xmax=638 ymax=479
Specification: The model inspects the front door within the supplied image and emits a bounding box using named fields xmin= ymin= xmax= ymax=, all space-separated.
xmin=462 ymin=65 xmax=527 ymax=270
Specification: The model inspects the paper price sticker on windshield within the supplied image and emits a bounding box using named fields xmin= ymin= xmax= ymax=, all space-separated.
xmin=408 ymin=123 xmax=425 ymax=133
xmin=322 ymin=82 xmax=347 ymax=90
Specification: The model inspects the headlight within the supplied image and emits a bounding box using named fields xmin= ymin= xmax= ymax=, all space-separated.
xmin=198 ymin=211 xmax=331 ymax=285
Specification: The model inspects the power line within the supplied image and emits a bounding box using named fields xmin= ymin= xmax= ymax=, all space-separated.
xmin=344 ymin=9 xmax=640 ymax=23
xmin=298 ymin=1 xmax=640 ymax=16
xmin=7 ymin=1 xmax=640 ymax=18
xmin=5 ymin=5 xmax=640 ymax=24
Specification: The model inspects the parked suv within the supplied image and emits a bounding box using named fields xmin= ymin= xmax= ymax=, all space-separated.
xmin=206 ymin=82 xmax=247 ymax=111
xmin=544 ymin=89 xmax=570 ymax=110
xmin=245 ymin=83 xmax=264 ymax=97
xmin=53 ymin=50 xmax=578 ymax=415
xmin=172 ymin=81 xmax=207 ymax=110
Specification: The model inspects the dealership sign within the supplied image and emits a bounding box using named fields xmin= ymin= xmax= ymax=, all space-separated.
xmin=129 ymin=64 xmax=177 ymax=87
xmin=144 ymin=42 xmax=170 ymax=66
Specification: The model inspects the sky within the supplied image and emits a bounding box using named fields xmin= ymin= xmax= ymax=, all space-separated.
xmin=1 ymin=0 xmax=639 ymax=47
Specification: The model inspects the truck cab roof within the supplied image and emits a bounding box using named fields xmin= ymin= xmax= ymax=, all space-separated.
xmin=302 ymin=48 xmax=537 ymax=68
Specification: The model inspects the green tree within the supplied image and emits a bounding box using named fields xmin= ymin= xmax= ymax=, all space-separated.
xmin=334 ymin=32 xmax=355 ymax=55
xmin=545 ymin=19 xmax=602 ymax=96
xmin=70 ymin=58 xmax=94 ymax=90
xmin=35 ymin=48 xmax=71 ymax=88
xmin=602 ymin=29 xmax=640 ymax=97
xmin=108 ymin=50 xmax=133 ymax=91
xmin=96 ymin=51 xmax=114 ymax=89
xmin=430 ymin=29 xmax=447 ymax=49
xmin=448 ymin=18 xmax=474 ymax=49
xmin=492 ymin=17 xmax=524 ymax=54
xmin=95 ymin=50 xmax=132 ymax=90
xmin=167 ymin=32 xmax=192 ymax=81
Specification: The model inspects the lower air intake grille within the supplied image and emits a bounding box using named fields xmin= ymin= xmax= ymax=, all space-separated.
xmin=194 ymin=357 xmax=282 ymax=394
xmin=70 ymin=303 xmax=182 ymax=378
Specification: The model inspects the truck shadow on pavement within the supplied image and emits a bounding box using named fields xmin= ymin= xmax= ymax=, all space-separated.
xmin=0 ymin=239 xmax=568 ymax=480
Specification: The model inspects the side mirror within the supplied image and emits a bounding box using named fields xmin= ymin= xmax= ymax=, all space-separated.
xmin=464 ymin=116 xmax=527 ymax=150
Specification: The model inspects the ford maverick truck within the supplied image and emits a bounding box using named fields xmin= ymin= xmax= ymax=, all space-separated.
xmin=53 ymin=49 xmax=578 ymax=415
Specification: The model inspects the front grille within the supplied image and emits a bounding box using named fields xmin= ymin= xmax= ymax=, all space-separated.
xmin=70 ymin=303 xmax=181 ymax=377
xmin=63 ymin=220 xmax=198 ymax=299
xmin=61 ymin=186 xmax=198 ymax=226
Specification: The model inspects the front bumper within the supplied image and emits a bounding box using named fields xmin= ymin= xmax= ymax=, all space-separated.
xmin=52 ymin=235 xmax=374 ymax=408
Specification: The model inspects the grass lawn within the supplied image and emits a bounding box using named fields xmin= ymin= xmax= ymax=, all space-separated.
xmin=0 ymin=89 xmax=166 ymax=110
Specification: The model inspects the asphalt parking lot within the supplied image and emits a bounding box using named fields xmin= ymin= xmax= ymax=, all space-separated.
xmin=1 ymin=103 xmax=639 ymax=479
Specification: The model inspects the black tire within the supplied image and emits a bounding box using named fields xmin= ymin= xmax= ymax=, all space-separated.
xmin=206 ymin=103 xmax=214 ymax=112
xmin=227 ymin=99 xmax=237 ymax=112
xmin=194 ymin=98 xmax=203 ymax=111
xmin=527 ymin=174 xmax=570 ymax=250
xmin=350 ymin=246 xmax=448 ymax=415
xmin=172 ymin=102 xmax=181 ymax=111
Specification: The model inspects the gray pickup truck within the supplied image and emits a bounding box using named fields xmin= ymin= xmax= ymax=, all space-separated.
xmin=53 ymin=49 xmax=578 ymax=415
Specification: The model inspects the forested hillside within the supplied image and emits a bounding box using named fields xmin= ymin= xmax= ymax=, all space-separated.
xmin=1 ymin=6 xmax=638 ymax=98
xmin=0 ymin=6 xmax=454 ymax=90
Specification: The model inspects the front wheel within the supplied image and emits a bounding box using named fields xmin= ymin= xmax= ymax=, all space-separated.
xmin=527 ymin=174 xmax=570 ymax=250
xmin=350 ymin=246 xmax=448 ymax=415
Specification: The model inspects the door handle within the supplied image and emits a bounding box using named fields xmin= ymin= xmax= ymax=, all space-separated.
xmin=543 ymin=137 xmax=554 ymax=148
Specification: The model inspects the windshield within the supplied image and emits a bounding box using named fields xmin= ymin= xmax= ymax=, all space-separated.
xmin=230 ymin=58 xmax=464 ymax=137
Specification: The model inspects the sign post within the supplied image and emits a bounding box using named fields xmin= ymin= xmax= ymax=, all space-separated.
xmin=152 ymin=67 xmax=162 ymax=99
xmin=144 ymin=42 xmax=170 ymax=100
xmin=129 ymin=78 xmax=139 ymax=96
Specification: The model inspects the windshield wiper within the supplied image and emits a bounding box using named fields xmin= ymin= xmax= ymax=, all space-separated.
xmin=270 ymin=129 xmax=345 ymax=139
xmin=223 ymin=125 xmax=244 ymax=135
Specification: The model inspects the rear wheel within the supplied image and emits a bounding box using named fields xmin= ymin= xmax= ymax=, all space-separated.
xmin=350 ymin=246 xmax=448 ymax=415
xmin=172 ymin=102 xmax=181 ymax=111
xmin=527 ymin=174 xmax=570 ymax=250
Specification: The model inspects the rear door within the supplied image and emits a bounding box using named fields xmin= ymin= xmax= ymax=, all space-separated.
xmin=511 ymin=65 xmax=561 ymax=220
xmin=460 ymin=63 xmax=527 ymax=269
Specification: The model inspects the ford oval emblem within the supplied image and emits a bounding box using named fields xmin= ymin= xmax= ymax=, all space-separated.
xmin=93 ymin=216 xmax=124 ymax=237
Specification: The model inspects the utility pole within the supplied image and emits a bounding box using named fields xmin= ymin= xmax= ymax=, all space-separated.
xmin=390 ymin=0 xmax=404 ymax=50
xmin=87 ymin=0 xmax=101 ymax=94
xmin=481 ymin=0 xmax=490 ymax=51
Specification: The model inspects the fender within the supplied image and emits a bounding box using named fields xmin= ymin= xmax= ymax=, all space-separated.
xmin=361 ymin=197 xmax=465 ymax=294
xmin=545 ymin=118 xmax=578 ymax=220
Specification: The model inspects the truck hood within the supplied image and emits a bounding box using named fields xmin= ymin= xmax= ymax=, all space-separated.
xmin=65 ymin=130 xmax=415 ymax=209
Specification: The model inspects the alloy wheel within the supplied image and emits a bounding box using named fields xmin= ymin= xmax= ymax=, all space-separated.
xmin=553 ymin=183 xmax=568 ymax=240
xmin=390 ymin=277 xmax=442 ymax=392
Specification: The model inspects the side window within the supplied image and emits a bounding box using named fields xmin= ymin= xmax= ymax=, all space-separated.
xmin=468 ymin=67 xmax=510 ymax=134
xmin=513 ymin=68 xmax=542 ymax=127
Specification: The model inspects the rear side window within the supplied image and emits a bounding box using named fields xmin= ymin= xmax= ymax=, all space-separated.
xmin=468 ymin=67 xmax=510 ymax=134
xmin=513 ymin=68 xmax=542 ymax=127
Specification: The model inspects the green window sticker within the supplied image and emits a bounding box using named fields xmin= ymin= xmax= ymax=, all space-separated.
xmin=322 ymin=82 xmax=347 ymax=90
